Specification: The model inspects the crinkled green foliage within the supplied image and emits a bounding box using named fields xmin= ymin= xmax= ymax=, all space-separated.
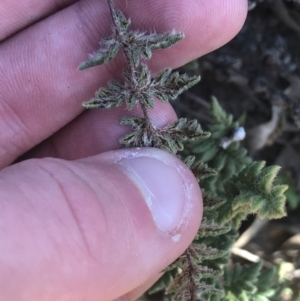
xmin=196 ymin=217 xmax=232 ymax=239
xmin=218 ymin=161 xmax=288 ymax=228
xmin=202 ymin=191 xmax=226 ymax=211
xmin=220 ymin=262 xmax=298 ymax=301
xmin=198 ymin=228 xmax=238 ymax=267
xmin=223 ymin=261 xmax=263 ymax=300
xmin=276 ymin=173 xmax=300 ymax=210
xmin=184 ymin=97 xmax=252 ymax=193
xmin=221 ymin=263 xmax=285 ymax=301
xmin=184 ymin=156 xmax=218 ymax=181
xmin=152 ymin=100 xmax=287 ymax=301
xmin=254 ymin=268 xmax=280 ymax=301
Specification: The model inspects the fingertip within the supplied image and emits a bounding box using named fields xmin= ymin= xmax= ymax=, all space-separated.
xmin=26 ymin=99 xmax=177 ymax=160
xmin=92 ymin=147 xmax=203 ymax=237
xmin=146 ymin=0 xmax=248 ymax=67
xmin=194 ymin=0 xmax=248 ymax=48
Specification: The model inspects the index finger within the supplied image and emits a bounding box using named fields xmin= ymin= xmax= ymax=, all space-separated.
xmin=0 ymin=0 xmax=75 ymax=41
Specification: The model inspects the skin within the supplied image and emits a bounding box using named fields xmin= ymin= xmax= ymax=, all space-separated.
xmin=0 ymin=0 xmax=247 ymax=300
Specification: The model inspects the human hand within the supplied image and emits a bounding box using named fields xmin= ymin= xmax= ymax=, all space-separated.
xmin=0 ymin=1 xmax=247 ymax=300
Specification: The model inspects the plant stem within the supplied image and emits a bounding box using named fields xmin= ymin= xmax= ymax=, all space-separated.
xmin=186 ymin=247 xmax=196 ymax=301
xmin=107 ymin=0 xmax=155 ymax=142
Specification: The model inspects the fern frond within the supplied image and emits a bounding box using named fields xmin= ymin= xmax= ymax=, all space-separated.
xmin=202 ymin=192 xmax=226 ymax=211
xmin=166 ymin=246 xmax=224 ymax=301
xmin=170 ymin=244 xmax=227 ymax=270
xmin=184 ymin=156 xmax=218 ymax=181
xmin=120 ymin=117 xmax=210 ymax=153
xmin=224 ymin=262 xmax=263 ymax=298
xmin=218 ymin=161 xmax=287 ymax=227
xmin=196 ymin=218 xmax=232 ymax=238
xmin=253 ymin=268 xmax=278 ymax=301
xmin=222 ymin=263 xmax=282 ymax=301
xmin=210 ymin=96 xmax=233 ymax=127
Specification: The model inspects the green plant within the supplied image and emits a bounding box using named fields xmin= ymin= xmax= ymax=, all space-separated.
xmin=79 ymin=1 xmax=288 ymax=300
xmin=151 ymin=99 xmax=287 ymax=301
xmin=222 ymin=260 xmax=300 ymax=301
xmin=276 ymin=173 xmax=300 ymax=210
xmin=184 ymin=97 xmax=252 ymax=194
xmin=223 ymin=262 xmax=280 ymax=301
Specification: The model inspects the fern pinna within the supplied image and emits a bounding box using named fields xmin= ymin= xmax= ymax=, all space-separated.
xmin=79 ymin=1 xmax=288 ymax=300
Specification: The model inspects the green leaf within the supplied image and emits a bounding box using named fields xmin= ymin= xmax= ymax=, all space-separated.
xmin=82 ymin=86 xmax=125 ymax=109
xmin=202 ymin=192 xmax=226 ymax=211
xmin=126 ymin=95 xmax=137 ymax=109
xmin=145 ymin=30 xmax=184 ymax=50
xmin=211 ymin=96 xmax=233 ymax=125
xmin=217 ymin=161 xmax=287 ymax=226
xmin=239 ymin=161 xmax=265 ymax=184
xmin=167 ymin=118 xmax=210 ymax=141
xmin=256 ymin=296 xmax=270 ymax=301
xmin=191 ymin=162 xmax=218 ymax=181
xmin=191 ymin=243 xmax=228 ymax=263
xmin=79 ymin=39 xmax=121 ymax=69
xmin=119 ymin=116 xmax=148 ymax=147
xmin=140 ymin=47 xmax=152 ymax=59
xmin=115 ymin=9 xmax=131 ymax=33
xmin=196 ymin=218 xmax=231 ymax=238
xmin=119 ymin=116 xmax=143 ymax=127
xmin=154 ymin=68 xmax=172 ymax=83
xmin=138 ymin=64 xmax=151 ymax=87
xmin=152 ymin=70 xmax=201 ymax=102
xmin=258 ymin=166 xmax=281 ymax=193
xmin=120 ymin=117 xmax=209 ymax=153
xmin=183 ymin=97 xmax=251 ymax=194
xmin=224 ymin=262 xmax=263 ymax=300
xmin=153 ymin=90 xmax=169 ymax=103
xmin=258 ymin=185 xmax=287 ymax=219
xmin=123 ymin=31 xmax=184 ymax=66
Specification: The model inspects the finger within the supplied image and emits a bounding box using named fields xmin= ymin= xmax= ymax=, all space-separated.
xmin=0 ymin=0 xmax=247 ymax=167
xmin=24 ymin=100 xmax=177 ymax=160
xmin=0 ymin=148 xmax=202 ymax=301
xmin=117 ymin=274 xmax=162 ymax=301
xmin=0 ymin=0 xmax=75 ymax=41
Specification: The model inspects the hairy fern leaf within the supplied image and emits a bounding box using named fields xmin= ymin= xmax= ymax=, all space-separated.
xmin=120 ymin=117 xmax=210 ymax=153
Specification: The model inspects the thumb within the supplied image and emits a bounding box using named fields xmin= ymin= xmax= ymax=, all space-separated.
xmin=0 ymin=148 xmax=202 ymax=301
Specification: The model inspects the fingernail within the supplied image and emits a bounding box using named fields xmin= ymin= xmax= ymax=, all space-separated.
xmin=116 ymin=150 xmax=194 ymax=233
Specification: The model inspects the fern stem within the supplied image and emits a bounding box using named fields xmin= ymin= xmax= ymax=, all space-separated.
xmin=186 ymin=247 xmax=197 ymax=301
xmin=108 ymin=0 xmax=156 ymax=147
